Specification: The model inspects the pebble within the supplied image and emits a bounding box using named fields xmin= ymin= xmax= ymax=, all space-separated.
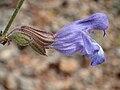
xmin=79 ymin=69 xmax=95 ymax=84
xmin=0 ymin=66 xmax=8 ymax=84
xmin=115 ymin=47 xmax=120 ymax=57
xmin=43 ymin=79 xmax=73 ymax=90
xmin=0 ymin=44 xmax=20 ymax=61
xmin=17 ymin=76 xmax=39 ymax=90
xmin=5 ymin=74 xmax=18 ymax=90
xmin=0 ymin=85 xmax=5 ymax=90
xmin=59 ymin=58 xmax=79 ymax=74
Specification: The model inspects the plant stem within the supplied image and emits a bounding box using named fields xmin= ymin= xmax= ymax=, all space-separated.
xmin=3 ymin=0 xmax=25 ymax=35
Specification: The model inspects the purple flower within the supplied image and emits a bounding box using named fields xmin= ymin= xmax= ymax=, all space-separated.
xmin=51 ymin=13 xmax=109 ymax=66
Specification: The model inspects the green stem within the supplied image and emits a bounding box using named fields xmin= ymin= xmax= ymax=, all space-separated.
xmin=3 ymin=0 xmax=25 ymax=35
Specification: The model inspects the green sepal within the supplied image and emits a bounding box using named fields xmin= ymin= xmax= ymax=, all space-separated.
xmin=10 ymin=32 xmax=31 ymax=46
xmin=30 ymin=43 xmax=46 ymax=55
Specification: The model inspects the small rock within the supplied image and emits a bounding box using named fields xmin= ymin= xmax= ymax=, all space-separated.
xmin=91 ymin=67 xmax=103 ymax=80
xmin=59 ymin=58 xmax=79 ymax=73
xmin=79 ymin=69 xmax=95 ymax=84
xmin=0 ymin=66 xmax=8 ymax=84
xmin=0 ymin=85 xmax=5 ymax=90
xmin=5 ymin=74 xmax=18 ymax=90
xmin=0 ymin=0 xmax=13 ymax=6
xmin=0 ymin=44 xmax=20 ymax=61
xmin=79 ymin=69 xmax=90 ymax=77
xmin=71 ymin=83 xmax=84 ymax=90
xmin=115 ymin=47 xmax=120 ymax=57
xmin=17 ymin=76 xmax=40 ymax=90
xmin=43 ymin=79 xmax=73 ymax=90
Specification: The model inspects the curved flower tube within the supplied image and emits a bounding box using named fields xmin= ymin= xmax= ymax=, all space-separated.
xmin=51 ymin=13 xmax=109 ymax=66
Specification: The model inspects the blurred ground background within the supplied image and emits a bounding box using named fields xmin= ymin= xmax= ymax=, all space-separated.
xmin=0 ymin=0 xmax=120 ymax=90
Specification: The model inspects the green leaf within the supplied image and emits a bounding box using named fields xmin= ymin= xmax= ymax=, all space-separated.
xmin=30 ymin=43 xmax=46 ymax=55
xmin=10 ymin=32 xmax=31 ymax=46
